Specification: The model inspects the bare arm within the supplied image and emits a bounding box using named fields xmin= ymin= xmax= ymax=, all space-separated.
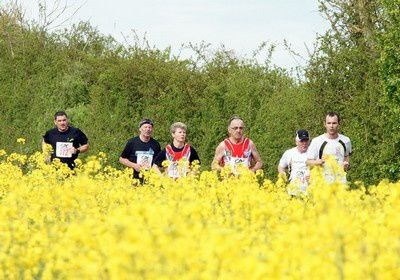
xmin=277 ymin=165 xmax=289 ymax=181
xmin=343 ymin=155 xmax=350 ymax=171
xmin=152 ymin=164 xmax=162 ymax=175
xmin=278 ymin=165 xmax=286 ymax=175
xmin=75 ymin=143 xmax=89 ymax=154
xmin=119 ymin=157 xmax=141 ymax=172
xmin=306 ymin=158 xmax=325 ymax=167
xmin=250 ymin=141 xmax=263 ymax=172
xmin=211 ymin=142 xmax=225 ymax=171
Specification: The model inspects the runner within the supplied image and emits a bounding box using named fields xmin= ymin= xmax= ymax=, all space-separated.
xmin=153 ymin=122 xmax=200 ymax=178
xmin=119 ymin=118 xmax=161 ymax=180
xmin=278 ymin=130 xmax=310 ymax=194
xmin=306 ymin=112 xmax=352 ymax=183
xmin=42 ymin=111 xmax=89 ymax=169
xmin=212 ymin=116 xmax=262 ymax=173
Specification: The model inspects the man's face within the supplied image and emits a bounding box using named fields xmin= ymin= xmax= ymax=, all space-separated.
xmin=172 ymin=128 xmax=186 ymax=143
xmin=229 ymin=119 xmax=245 ymax=140
xmin=54 ymin=115 xmax=69 ymax=132
xmin=296 ymin=139 xmax=310 ymax=153
xmin=324 ymin=115 xmax=339 ymax=136
xmin=139 ymin=124 xmax=153 ymax=137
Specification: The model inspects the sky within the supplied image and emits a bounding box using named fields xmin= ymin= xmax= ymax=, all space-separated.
xmin=12 ymin=0 xmax=330 ymax=69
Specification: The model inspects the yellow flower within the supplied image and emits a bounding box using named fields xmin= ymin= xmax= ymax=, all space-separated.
xmin=16 ymin=138 xmax=26 ymax=144
xmin=0 ymin=149 xmax=6 ymax=157
xmin=161 ymin=160 xmax=169 ymax=168
xmin=0 ymin=143 xmax=398 ymax=279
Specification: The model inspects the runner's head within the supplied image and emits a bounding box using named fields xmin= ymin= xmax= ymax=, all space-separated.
xmin=228 ymin=116 xmax=245 ymax=141
xmin=171 ymin=122 xmax=187 ymax=143
xmin=324 ymin=112 xmax=340 ymax=137
xmin=326 ymin=112 xmax=341 ymax=123
xmin=295 ymin=129 xmax=310 ymax=153
xmin=54 ymin=111 xmax=69 ymax=132
xmin=139 ymin=118 xmax=154 ymax=139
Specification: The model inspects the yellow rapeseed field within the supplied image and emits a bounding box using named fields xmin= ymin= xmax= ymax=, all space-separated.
xmin=0 ymin=144 xmax=399 ymax=279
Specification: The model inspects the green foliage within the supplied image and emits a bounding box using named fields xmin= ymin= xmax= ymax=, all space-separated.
xmin=304 ymin=0 xmax=400 ymax=184
xmin=379 ymin=0 xmax=400 ymax=107
xmin=0 ymin=4 xmax=313 ymax=179
xmin=1 ymin=1 xmax=399 ymax=183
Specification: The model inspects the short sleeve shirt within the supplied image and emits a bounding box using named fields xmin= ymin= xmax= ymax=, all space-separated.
xmin=43 ymin=126 xmax=88 ymax=168
xmin=279 ymin=147 xmax=309 ymax=182
xmin=120 ymin=136 xmax=161 ymax=178
xmin=307 ymin=133 xmax=352 ymax=166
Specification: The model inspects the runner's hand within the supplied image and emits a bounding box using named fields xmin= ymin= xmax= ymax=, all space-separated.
xmin=133 ymin=163 xmax=142 ymax=172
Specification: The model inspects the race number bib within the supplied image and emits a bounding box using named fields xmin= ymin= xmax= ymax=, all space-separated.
xmin=293 ymin=169 xmax=309 ymax=192
xmin=135 ymin=150 xmax=154 ymax=169
xmin=227 ymin=157 xmax=249 ymax=174
xmin=56 ymin=142 xmax=73 ymax=158
xmin=167 ymin=162 xmax=188 ymax=179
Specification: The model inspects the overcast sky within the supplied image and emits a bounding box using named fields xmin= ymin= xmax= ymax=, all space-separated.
xmin=13 ymin=0 xmax=329 ymax=69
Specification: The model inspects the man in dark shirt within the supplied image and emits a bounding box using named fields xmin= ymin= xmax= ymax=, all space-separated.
xmin=119 ymin=118 xmax=161 ymax=179
xmin=42 ymin=111 xmax=89 ymax=169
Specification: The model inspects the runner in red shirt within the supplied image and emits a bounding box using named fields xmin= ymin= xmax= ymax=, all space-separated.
xmin=212 ymin=116 xmax=262 ymax=173
xmin=153 ymin=122 xmax=200 ymax=178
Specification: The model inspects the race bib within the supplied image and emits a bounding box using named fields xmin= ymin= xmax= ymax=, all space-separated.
xmin=226 ymin=157 xmax=249 ymax=174
xmin=135 ymin=150 xmax=154 ymax=169
xmin=167 ymin=162 xmax=188 ymax=179
xmin=56 ymin=142 xmax=73 ymax=158
xmin=293 ymin=170 xmax=309 ymax=192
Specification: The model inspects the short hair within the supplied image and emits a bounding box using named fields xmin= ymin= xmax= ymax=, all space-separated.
xmin=326 ymin=111 xmax=341 ymax=123
xmin=138 ymin=118 xmax=154 ymax=128
xmin=228 ymin=115 xmax=244 ymax=129
xmin=170 ymin=122 xmax=187 ymax=134
xmin=54 ymin=111 xmax=68 ymax=120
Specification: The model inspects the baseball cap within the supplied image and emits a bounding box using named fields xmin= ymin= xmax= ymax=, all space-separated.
xmin=139 ymin=118 xmax=154 ymax=128
xmin=296 ymin=130 xmax=309 ymax=141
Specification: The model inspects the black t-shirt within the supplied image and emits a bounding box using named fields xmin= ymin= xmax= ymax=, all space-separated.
xmin=120 ymin=136 xmax=161 ymax=178
xmin=43 ymin=126 xmax=88 ymax=168
xmin=153 ymin=143 xmax=200 ymax=167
